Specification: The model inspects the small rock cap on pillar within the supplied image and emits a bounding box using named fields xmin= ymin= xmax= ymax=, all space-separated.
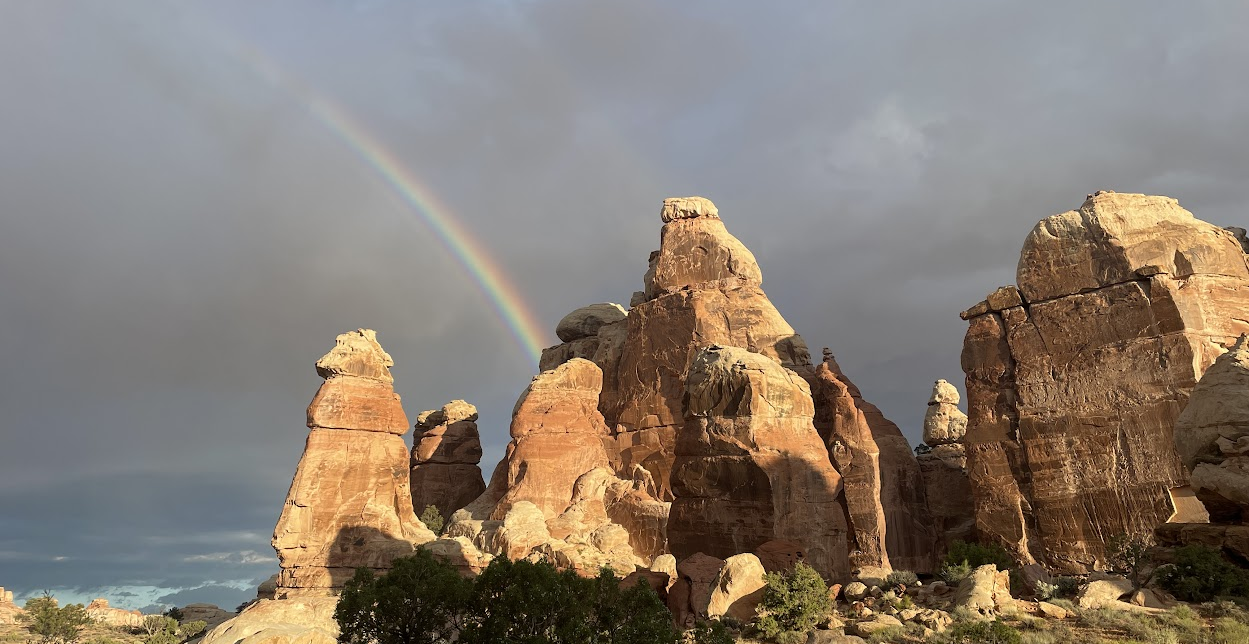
xmin=315 ymin=328 xmax=395 ymax=382
xmin=661 ymin=196 xmax=719 ymax=223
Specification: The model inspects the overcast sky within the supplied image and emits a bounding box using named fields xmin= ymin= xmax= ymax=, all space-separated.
xmin=2 ymin=0 xmax=1248 ymax=612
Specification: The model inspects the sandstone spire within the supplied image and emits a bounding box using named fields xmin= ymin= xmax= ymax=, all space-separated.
xmin=960 ymin=192 xmax=1249 ymax=571
xmin=1173 ymin=334 xmax=1249 ymax=522
xmin=916 ymin=379 xmax=976 ymax=548
xmin=410 ymin=400 xmax=486 ymax=521
xmin=272 ymin=329 xmax=434 ymax=596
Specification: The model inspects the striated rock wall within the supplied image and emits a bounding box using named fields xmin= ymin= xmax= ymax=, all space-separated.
xmin=960 ymin=192 xmax=1249 ymax=571
xmin=410 ymin=400 xmax=485 ymax=521
xmin=272 ymin=330 xmax=434 ymax=595
xmin=668 ymin=345 xmax=850 ymax=579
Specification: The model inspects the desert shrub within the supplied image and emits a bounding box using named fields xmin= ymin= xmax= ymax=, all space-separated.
xmin=884 ymin=570 xmax=918 ymax=590
xmin=1156 ymin=545 xmax=1249 ymax=602
xmin=865 ymin=625 xmax=906 ymax=643
xmin=774 ymin=631 xmax=805 ymax=644
xmin=1211 ymin=617 xmax=1249 ymax=644
xmin=418 ymin=505 xmax=444 ymax=536
xmin=1107 ymin=532 xmax=1156 ymax=590
xmin=892 ymin=594 xmax=913 ymax=611
xmin=755 ymin=561 xmax=832 ymax=640
xmin=21 ymin=593 xmax=92 ymax=644
xmin=1046 ymin=598 xmax=1076 ymax=612
xmin=141 ymin=616 xmax=206 ymax=644
xmin=1200 ymin=600 xmax=1249 ymax=624
xmin=1033 ymin=580 xmax=1058 ymax=600
xmin=1054 ymin=576 xmax=1080 ymax=599
xmin=944 ymin=620 xmax=1021 ymax=644
xmin=336 ymin=550 xmax=677 ymax=644
xmin=944 ymin=540 xmax=1016 ymax=571
xmin=940 ymin=561 xmax=973 ymax=585
xmin=688 ymin=621 xmax=734 ymax=644
xmin=160 ymin=608 xmax=183 ymax=623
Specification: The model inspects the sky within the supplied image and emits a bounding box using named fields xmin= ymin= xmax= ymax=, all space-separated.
xmin=2 ymin=0 xmax=1248 ymax=612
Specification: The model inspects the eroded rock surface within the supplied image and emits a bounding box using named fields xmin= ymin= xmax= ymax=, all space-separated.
xmin=960 ymin=192 xmax=1249 ymax=571
xmin=272 ymin=330 xmax=434 ymax=595
xmin=1174 ymin=335 xmax=1249 ymax=522
xmin=668 ymin=345 xmax=849 ymax=579
xmin=410 ymin=400 xmax=486 ymax=521
xmin=85 ymin=599 xmax=143 ymax=628
xmin=917 ymin=380 xmax=976 ymax=548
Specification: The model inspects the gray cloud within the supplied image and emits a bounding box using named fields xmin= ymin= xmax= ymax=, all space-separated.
xmin=2 ymin=0 xmax=1247 ymax=604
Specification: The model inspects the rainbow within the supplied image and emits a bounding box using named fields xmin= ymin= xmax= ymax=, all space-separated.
xmin=227 ymin=40 xmax=549 ymax=366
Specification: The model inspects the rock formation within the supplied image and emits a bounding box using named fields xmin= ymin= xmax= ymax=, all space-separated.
xmin=960 ymin=192 xmax=1249 ymax=571
xmin=0 ymin=588 xmax=22 ymax=625
xmin=668 ymin=345 xmax=850 ymax=578
xmin=85 ymin=599 xmax=144 ymax=628
xmin=813 ymin=351 xmax=938 ymax=573
xmin=540 ymin=303 xmax=628 ymax=372
xmin=410 ymin=400 xmax=486 ymax=521
xmin=272 ymin=329 xmax=434 ymax=595
xmin=916 ymin=380 xmax=976 ymax=547
xmin=443 ymin=359 xmax=667 ymax=575
xmin=1173 ymin=334 xmax=1249 ymax=522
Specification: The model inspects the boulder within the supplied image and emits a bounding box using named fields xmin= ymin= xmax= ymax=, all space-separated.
xmin=706 ymin=553 xmax=767 ymax=622
xmin=199 ymin=598 xmax=337 ymax=644
xmin=410 ymin=400 xmax=486 ymax=521
xmin=668 ymin=346 xmax=850 ymax=579
xmin=961 ymin=192 xmax=1249 ymax=571
xmin=951 ymin=564 xmax=1012 ymax=616
xmin=1173 ymin=334 xmax=1249 ymax=522
xmin=1076 ymin=575 xmax=1134 ymax=609
xmin=678 ymin=552 xmax=727 ymax=617
xmin=843 ymin=581 xmax=869 ymax=602
xmin=272 ymin=330 xmax=435 ymax=595
xmin=851 ymin=614 xmax=903 ymax=637
xmin=1036 ymin=601 xmax=1069 ymax=620
xmin=923 ymin=380 xmax=967 ymax=445
xmin=555 ymin=303 xmax=628 ymax=343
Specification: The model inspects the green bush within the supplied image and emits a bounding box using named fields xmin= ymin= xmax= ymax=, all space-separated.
xmin=884 ymin=570 xmax=918 ymax=589
xmin=160 ymin=608 xmax=183 ymax=623
xmin=1212 ymin=617 xmax=1249 ymax=644
xmin=944 ymin=540 xmax=1016 ymax=571
xmin=1106 ymin=532 xmax=1155 ymax=590
xmin=755 ymin=562 xmax=831 ymax=640
xmin=418 ymin=505 xmax=444 ymax=536
xmin=944 ymin=620 xmax=1022 ymax=644
xmin=21 ymin=593 xmax=92 ymax=644
xmin=335 ymin=550 xmax=678 ymax=644
xmin=940 ymin=560 xmax=973 ymax=585
xmin=141 ymin=615 xmax=206 ymax=644
xmin=688 ymin=621 xmax=734 ymax=644
xmin=1156 ymin=544 xmax=1249 ymax=603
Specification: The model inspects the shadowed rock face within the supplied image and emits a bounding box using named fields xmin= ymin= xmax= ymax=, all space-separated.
xmin=410 ymin=400 xmax=486 ymax=521
xmin=1174 ymin=335 xmax=1249 ymax=522
xmin=960 ymin=192 xmax=1249 ymax=572
xmin=917 ymin=380 xmax=976 ymax=552
xmin=272 ymin=329 xmax=434 ymax=596
xmin=669 ymin=345 xmax=850 ymax=579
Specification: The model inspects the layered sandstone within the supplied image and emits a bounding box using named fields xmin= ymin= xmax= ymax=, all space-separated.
xmin=1173 ymin=334 xmax=1249 ymax=522
xmin=443 ymin=359 xmax=666 ymax=574
xmin=816 ymin=352 xmax=938 ymax=573
xmin=85 ymin=599 xmax=143 ymax=628
xmin=668 ymin=345 xmax=850 ymax=578
xmin=917 ymin=380 xmax=976 ymax=547
xmin=0 ymin=588 xmax=22 ymax=625
xmin=410 ymin=400 xmax=485 ymax=521
xmin=272 ymin=330 xmax=434 ymax=595
xmin=960 ymin=192 xmax=1249 ymax=571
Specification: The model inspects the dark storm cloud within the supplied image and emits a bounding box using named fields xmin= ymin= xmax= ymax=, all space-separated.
xmin=2 ymin=0 xmax=1248 ymax=605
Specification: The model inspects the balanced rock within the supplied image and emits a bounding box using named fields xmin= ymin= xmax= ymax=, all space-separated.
xmin=961 ymin=193 xmax=1249 ymax=571
xmin=556 ymin=303 xmax=627 ymax=343
xmin=1173 ymin=335 xmax=1249 ymax=522
xmin=272 ymin=330 xmax=434 ymax=595
xmin=668 ymin=345 xmax=850 ymax=579
xmin=540 ymin=303 xmax=628 ymax=372
xmin=916 ymin=380 xmax=976 ymax=548
xmin=923 ymin=380 xmax=967 ymax=445
xmin=410 ymin=400 xmax=486 ymax=521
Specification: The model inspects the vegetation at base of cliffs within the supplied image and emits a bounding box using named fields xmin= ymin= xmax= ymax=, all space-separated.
xmin=884 ymin=570 xmax=918 ymax=591
xmin=754 ymin=562 xmax=832 ymax=642
xmin=20 ymin=594 xmax=92 ymax=644
xmin=137 ymin=616 xmax=204 ymax=644
xmin=940 ymin=540 xmax=1018 ymax=586
xmin=687 ymin=621 xmax=734 ymax=644
xmin=1106 ymin=532 xmax=1157 ymax=591
xmin=418 ymin=505 xmax=444 ymax=536
xmin=335 ymin=549 xmax=678 ymax=644
xmin=1156 ymin=545 xmax=1249 ymax=603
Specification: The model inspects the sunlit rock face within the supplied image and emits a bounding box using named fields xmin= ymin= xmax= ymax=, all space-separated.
xmin=410 ymin=400 xmax=486 ymax=521
xmin=960 ymin=192 xmax=1249 ymax=572
xmin=272 ymin=329 xmax=434 ymax=596
xmin=916 ymin=379 xmax=976 ymax=552
xmin=1173 ymin=334 xmax=1249 ymax=523
xmin=667 ymin=345 xmax=850 ymax=579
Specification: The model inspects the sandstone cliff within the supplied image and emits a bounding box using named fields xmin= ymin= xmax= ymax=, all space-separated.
xmin=272 ymin=329 xmax=434 ymax=595
xmin=960 ymin=192 xmax=1249 ymax=571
